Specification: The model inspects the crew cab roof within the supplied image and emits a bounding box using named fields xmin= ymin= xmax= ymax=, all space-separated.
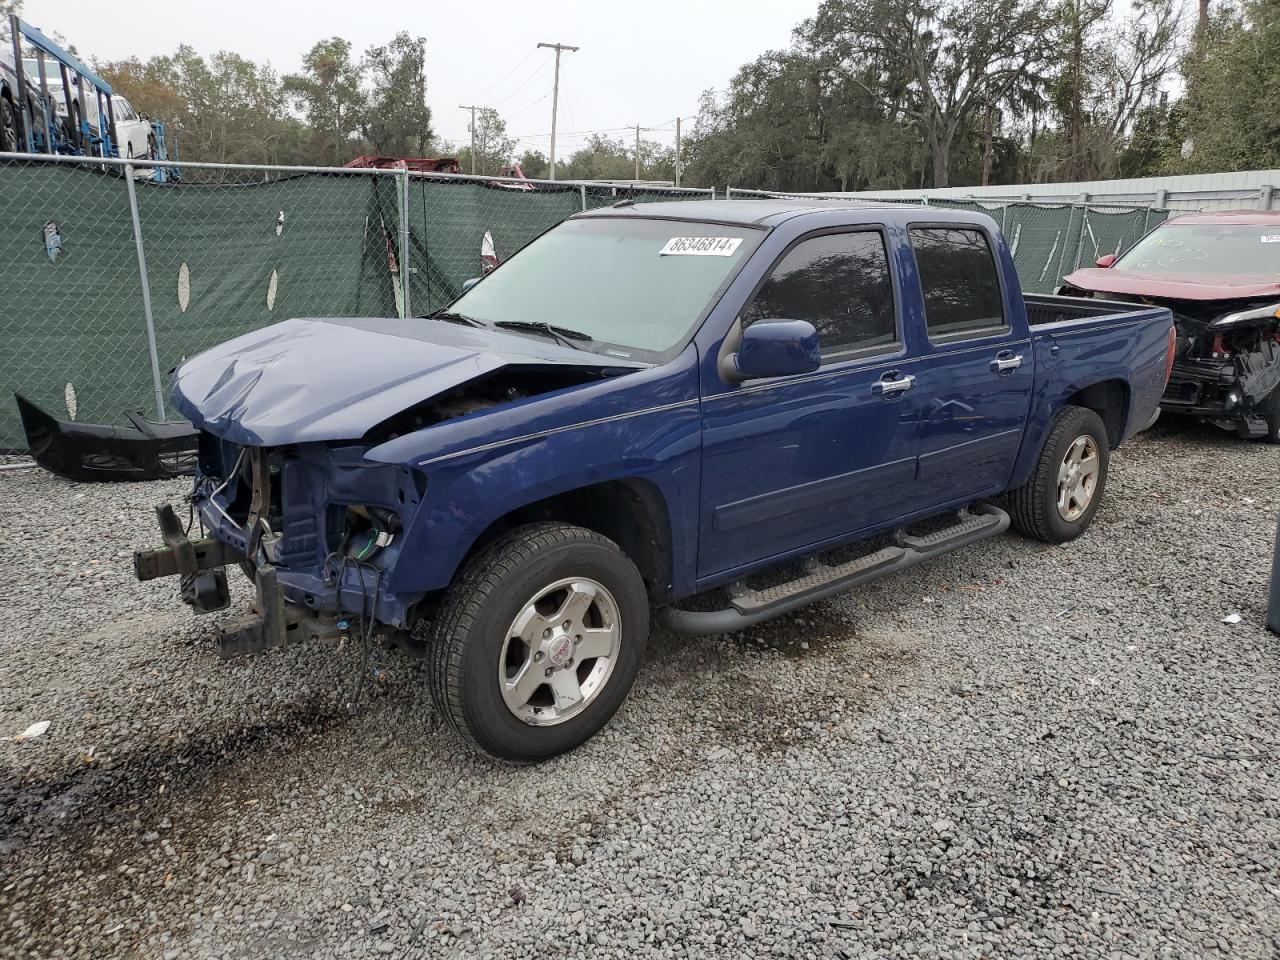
xmin=572 ymin=199 xmax=990 ymax=229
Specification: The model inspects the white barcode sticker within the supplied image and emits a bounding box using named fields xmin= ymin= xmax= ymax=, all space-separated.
xmin=660 ymin=236 xmax=743 ymax=256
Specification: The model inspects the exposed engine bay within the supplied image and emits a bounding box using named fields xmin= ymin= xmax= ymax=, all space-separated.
xmin=1062 ymin=288 xmax=1280 ymax=438
xmin=363 ymin=365 xmax=612 ymax=444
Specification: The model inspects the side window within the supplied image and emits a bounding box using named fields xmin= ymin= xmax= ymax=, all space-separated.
xmin=744 ymin=231 xmax=897 ymax=358
xmin=909 ymin=227 xmax=1005 ymax=338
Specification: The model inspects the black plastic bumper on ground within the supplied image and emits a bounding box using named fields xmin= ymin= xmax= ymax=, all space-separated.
xmin=15 ymin=393 xmax=198 ymax=482
xmin=658 ymin=504 xmax=1011 ymax=636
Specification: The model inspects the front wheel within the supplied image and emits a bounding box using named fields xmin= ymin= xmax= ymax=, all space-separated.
xmin=428 ymin=522 xmax=649 ymax=762
xmin=1007 ymin=405 xmax=1109 ymax=543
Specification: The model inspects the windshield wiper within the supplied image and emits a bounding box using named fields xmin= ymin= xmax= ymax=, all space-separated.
xmin=430 ymin=310 xmax=485 ymax=327
xmin=493 ymin=320 xmax=592 ymax=349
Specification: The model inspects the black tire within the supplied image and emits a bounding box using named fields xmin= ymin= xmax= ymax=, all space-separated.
xmin=0 ymin=94 xmax=16 ymax=153
xmin=64 ymin=104 xmax=82 ymax=149
xmin=147 ymin=133 xmax=158 ymax=160
xmin=1007 ymin=405 xmax=1110 ymax=544
xmin=429 ymin=522 xmax=649 ymax=762
xmin=1262 ymin=388 xmax=1280 ymax=445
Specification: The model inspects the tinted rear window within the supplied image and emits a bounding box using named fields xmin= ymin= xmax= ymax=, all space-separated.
xmin=910 ymin=228 xmax=1005 ymax=338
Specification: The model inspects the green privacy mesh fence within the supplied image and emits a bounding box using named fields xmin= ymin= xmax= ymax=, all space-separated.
xmin=0 ymin=159 xmax=1163 ymax=452
xmin=0 ymin=156 xmax=712 ymax=450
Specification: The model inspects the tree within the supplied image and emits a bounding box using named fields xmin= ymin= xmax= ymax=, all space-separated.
xmin=362 ymin=33 xmax=433 ymax=156
xmin=282 ymin=38 xmax=366 ymax=165
xmin=804 ymin=0 xmax=1056 ymax=187
xmin=456 ymin=107 xmax=514 ymax=175
xmin=1042 ymin=0 xmax=1183 ymax=180
xmin=557 ymin=134 xmax=674 ymax=182
xmin=1169 ymin=0 xmax=1280 ymax=172
xmin=515 ymin=149 xmax=548 ymax=179
xmin=101 ymin=46 xmax=304 ymax=167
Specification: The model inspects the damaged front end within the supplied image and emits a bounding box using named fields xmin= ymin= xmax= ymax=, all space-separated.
xmin=135 ymin=433 xmax=425 ymax=659
xmin=130 ymin=314 xmax=647 ymax=658
xmin=1162 ymin=300 xmax=1280 ymax=436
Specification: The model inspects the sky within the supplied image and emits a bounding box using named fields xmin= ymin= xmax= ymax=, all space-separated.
xmin=23 ymin=0 xmax=818 ymax=157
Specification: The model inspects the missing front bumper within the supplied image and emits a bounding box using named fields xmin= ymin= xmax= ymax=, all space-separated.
xmin=134 ymin=503 xmax=343 ymax=659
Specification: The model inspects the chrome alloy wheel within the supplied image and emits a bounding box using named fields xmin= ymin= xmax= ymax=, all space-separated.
xmin=1056 ymin=434 xmax=1100 ymax=522
xmin=498 ymin=577 xmax=621 ymax=726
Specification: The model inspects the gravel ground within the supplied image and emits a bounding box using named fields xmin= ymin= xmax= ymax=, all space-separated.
xmin=1 ymin=419 xmax=1278 ymax=959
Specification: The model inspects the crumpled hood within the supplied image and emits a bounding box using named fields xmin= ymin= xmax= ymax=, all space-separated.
xmin=171 ymin=316 xmax=645 ymax=446
xmin=1063 ymin=267 xmax=1280 ymax=302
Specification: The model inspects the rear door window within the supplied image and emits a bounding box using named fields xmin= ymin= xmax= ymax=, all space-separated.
xmin=909 ymin=227 xmax=1006 ymax=339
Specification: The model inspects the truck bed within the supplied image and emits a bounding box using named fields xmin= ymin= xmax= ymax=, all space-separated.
xmin=1024 ymin=292 xmax=1144 ymax=327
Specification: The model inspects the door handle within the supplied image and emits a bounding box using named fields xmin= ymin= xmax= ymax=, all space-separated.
xmin=990 ymin=353 xmax=1023 ymax=374
xmin=873 ymin=373 xmax=915 ymax=397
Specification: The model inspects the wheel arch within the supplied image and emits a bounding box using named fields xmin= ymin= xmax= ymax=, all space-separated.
xmin=460 ymin=477 xmax=675 ymax=604
xmin=1063 ymin=378 xmax=1130 ymax=449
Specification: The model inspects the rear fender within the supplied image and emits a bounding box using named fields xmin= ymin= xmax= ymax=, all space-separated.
xmin=1010 ymin=319 xmax=1168 ymax=489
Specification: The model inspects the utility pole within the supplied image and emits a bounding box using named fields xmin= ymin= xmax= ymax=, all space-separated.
xmin=634 ymin=124 xmax=643 ymax=182
xmin=674 ymin=117 xmax=682 ymax=188
xmin=537 ymin=42 xmax=578 ymax=180
xmin=459 ymin=104 xmax=479 ymax=174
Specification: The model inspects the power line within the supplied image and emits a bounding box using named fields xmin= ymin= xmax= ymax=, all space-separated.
xmin=470 ymin=48 xmax=539 ymax=101
xmin=484 ymin=59 xmax=553 ymax=106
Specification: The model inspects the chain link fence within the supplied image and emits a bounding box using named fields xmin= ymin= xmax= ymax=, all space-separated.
xmin=0 ymin=153 xmax=712 ymax=450
xmin=725 ymin=187 xmax=1170 ymax=294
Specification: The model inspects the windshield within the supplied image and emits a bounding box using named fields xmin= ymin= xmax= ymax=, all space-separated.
xmin=446 ymin=217 xmax=759 ymax=360
xmin=1115 ymin=221 xmax=1280 ymax=278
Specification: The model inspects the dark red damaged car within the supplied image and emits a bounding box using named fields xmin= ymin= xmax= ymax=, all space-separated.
xmin=1061 ymin=210 xmax=1280 ymax=442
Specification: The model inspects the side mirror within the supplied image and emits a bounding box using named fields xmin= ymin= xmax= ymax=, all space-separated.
xmin=461 ymin=276 xmax=481 ymax=293
xmin=1095 ymin=254 xmax=1117 ymax=268
xmin=722 ymin=319 xmax=821 ymax=383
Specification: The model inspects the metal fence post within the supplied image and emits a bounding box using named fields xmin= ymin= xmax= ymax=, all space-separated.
xmin=398 ymin=169 xmax=412 ymax=318
xmin=123 ymin=164 xmax=166 ymax=421
xmin=580 ymin=183 xmax=588 ymax=211
xmin=1070 ymin=192 xmax=1090 ymax=271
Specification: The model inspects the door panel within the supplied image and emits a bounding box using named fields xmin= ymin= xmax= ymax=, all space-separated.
xmin=907 ymin=226 xmax=1034 ymax=508
xmin=697 ymin=226 xmax=921 ymax=581
xmin=912 ymin=343 xmax=1032 ymax=505
xmin=698 ymin=361 xmax=919 ymax=578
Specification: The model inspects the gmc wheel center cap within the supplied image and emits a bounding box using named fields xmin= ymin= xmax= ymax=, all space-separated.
xmin=547 ymin=635 xmax=573 ymax=667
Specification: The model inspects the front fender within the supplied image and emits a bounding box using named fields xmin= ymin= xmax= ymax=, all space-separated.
xmin=384 ymin=402 xmax=701 ymax=597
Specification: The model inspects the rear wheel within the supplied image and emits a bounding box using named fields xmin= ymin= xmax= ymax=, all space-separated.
xmin=1008 ymin=405 xmax=1109 ymax=543
xmin=429 ymin=522 xmax=649 ymax=762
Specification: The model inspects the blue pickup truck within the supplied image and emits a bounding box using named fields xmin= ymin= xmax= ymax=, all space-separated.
xmin=134 ymin=201 xmax=1175 ymax=761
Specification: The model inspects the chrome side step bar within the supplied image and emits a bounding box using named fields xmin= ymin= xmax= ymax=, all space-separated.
xmin=659 ymin=504 xmax=1010 ymax=636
